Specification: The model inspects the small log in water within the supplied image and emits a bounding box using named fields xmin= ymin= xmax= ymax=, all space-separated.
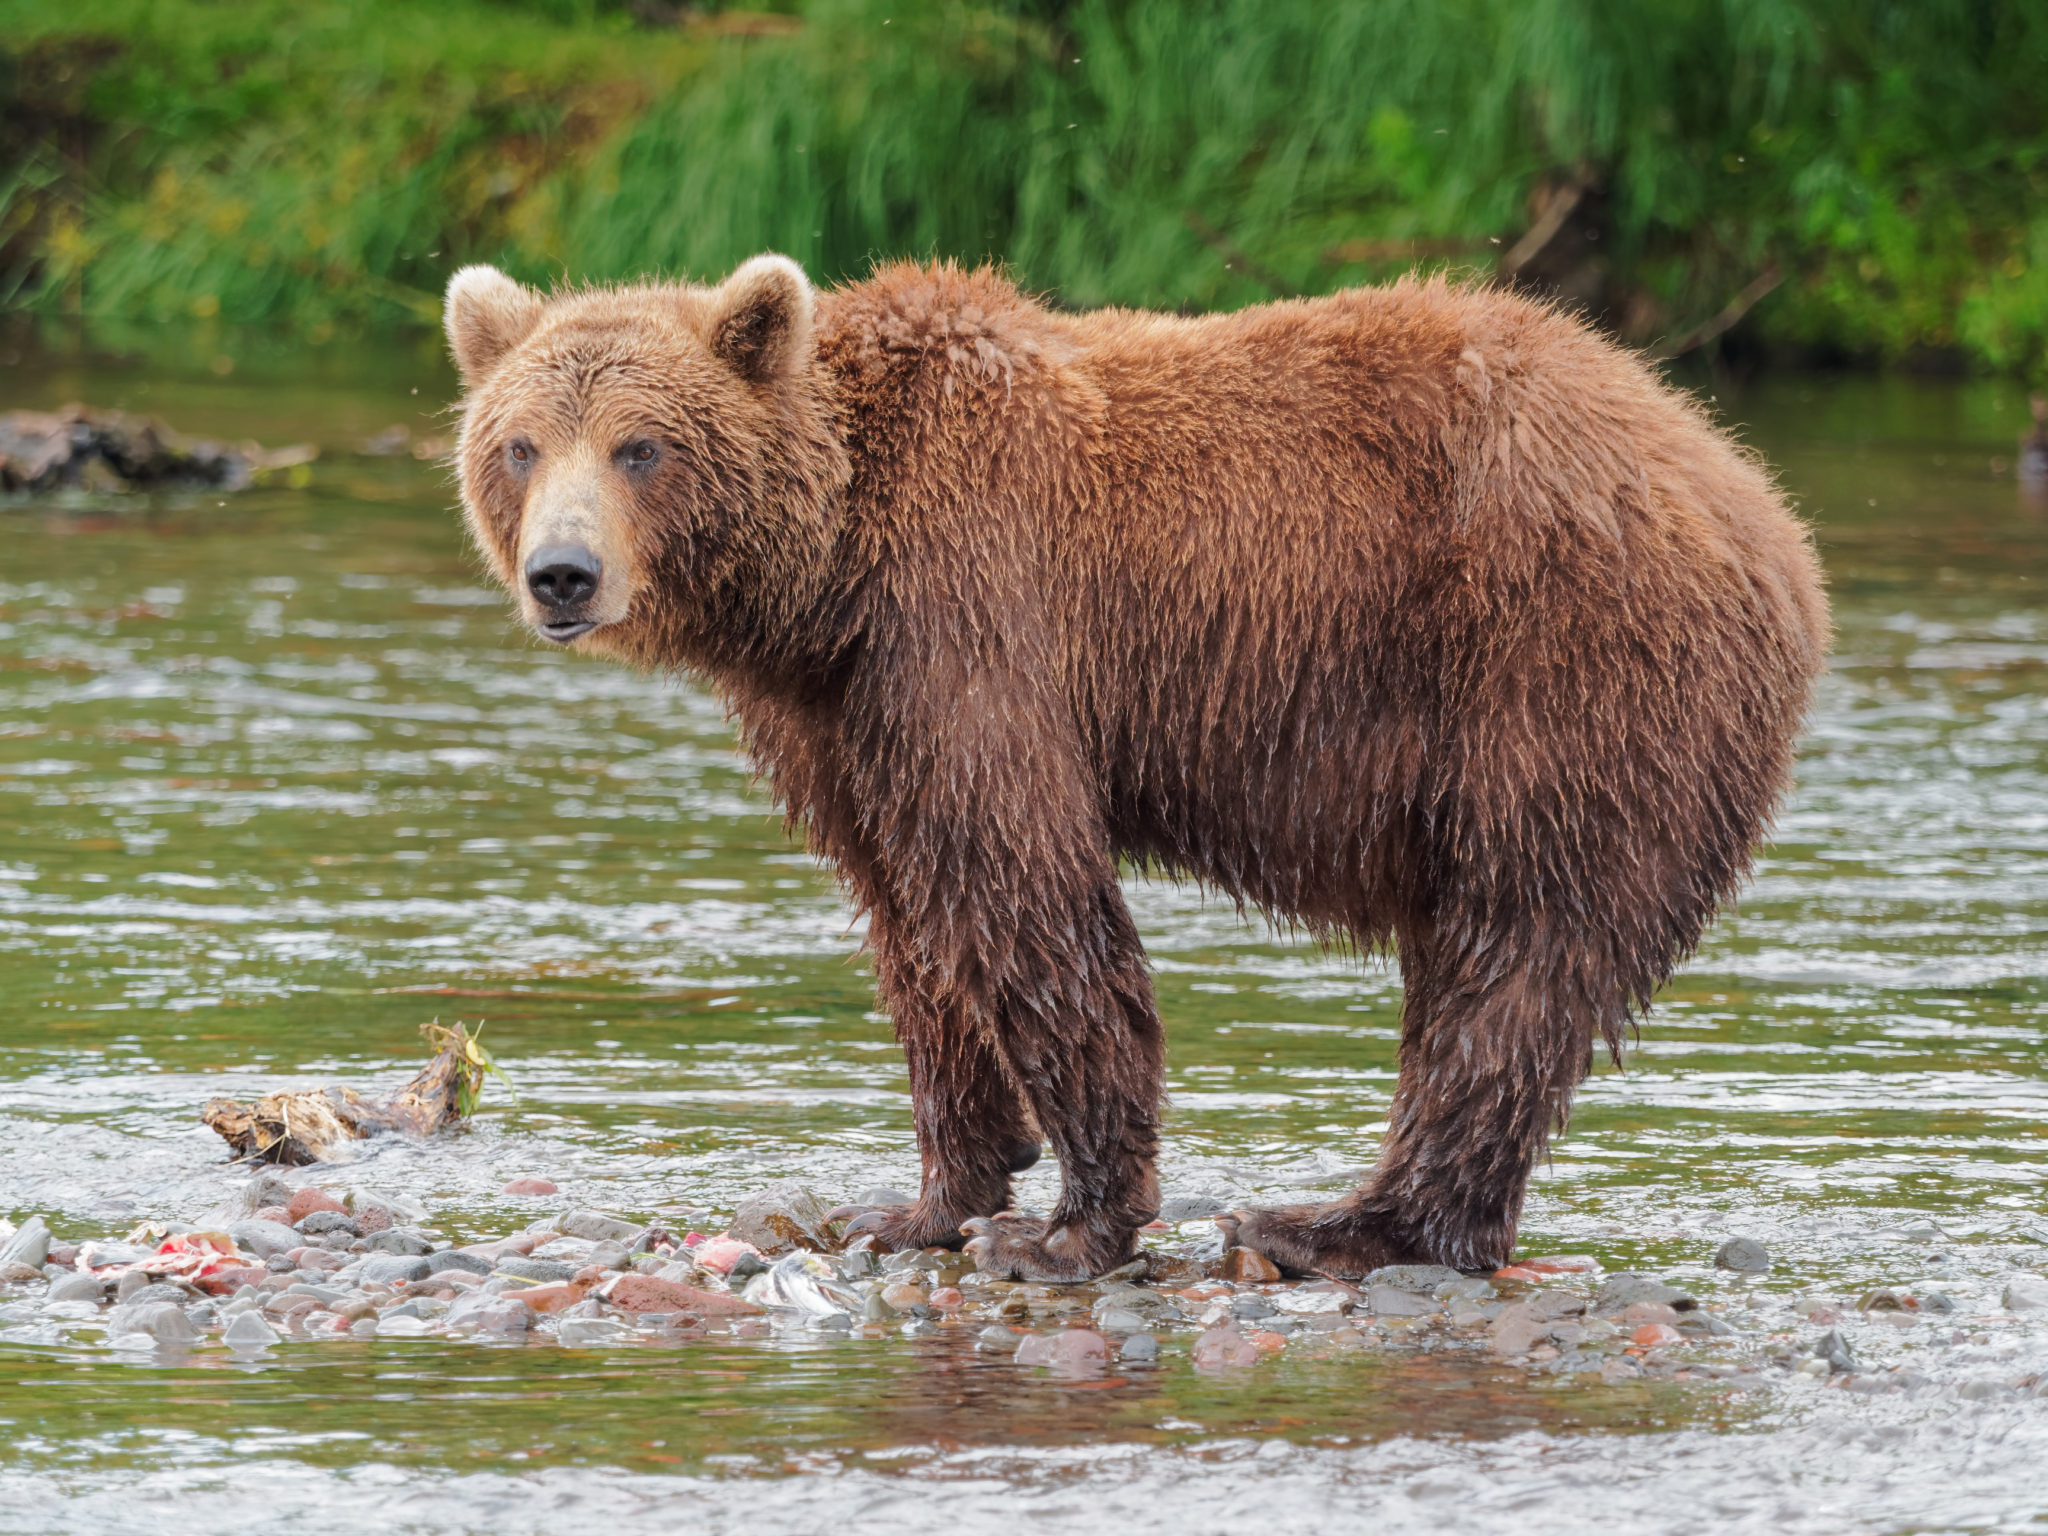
xmin=202 ymin=1022 xmax=496 ymax=1165
xmin=0 ymin=405 xmax=315 ymax=494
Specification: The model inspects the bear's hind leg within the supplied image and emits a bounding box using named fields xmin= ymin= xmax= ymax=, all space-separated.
xmin=1220 ymin=919 xmax=1603 ymax=1277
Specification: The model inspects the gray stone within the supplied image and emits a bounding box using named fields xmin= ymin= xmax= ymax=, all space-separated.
xmin=495 ymin=1256 xmax=578 ymax=1284
xmin=728 ymin=1182 xmax=835 ymax=1255
xmin=227 ymin=1219 xmax=300 ymax=1260
xmin=1714 ymin=1237 xmax=1772 ymax=1273
xmin=1525 ymin=1288 xmax=1588 ymax=1321
xmin=426 ymin=1249 xmax=492 ymax=1277
xmin=264 ymin=1255 xmax=296 ymax=1272
xmin=853 ymin=1186 xmax=914 ymax=1208
xmin=223 ymin=1311 xmax=280 ymax=1348
xmin=976 ymin=1324 xmax=1021 ymax=1353
xmin=557 ymin=1316 xmax=632 ymax=1348
xmin=361 ymin=1227 xmax=432 ymax=1257
xmin=1681 ymin=1311 xmax=1741 ymax=1337
xmin=1367 ymin=1286 xmax=1441 ymax=1317
xmin=1227 ymin=1296 xmax=1276 ymax=1320
xmin=1815 ymin=1327 xmax=1861 ymax=1374
xmin=586 ymin=1240 xmax=631 ymax=1272
xmin=109 ymin=1301 xmax=197 ymax=1344
xmin=1593 ymin=1274 xmax=1695 ymax=1315
xmin=1119 ymin=1332 xmax=1161 ymax=1362
xmin=355 ymin=1255 xmax=431 ymax=1285
xmin=284 ymin=1283 xmax=347 ymax=1306
xmin=558 ymin=1210 xmax=646 ymax=1245
xmin=1096 ymin=1307 xmax=1147 ymax=1333
xmin=1918 ymin=1290 xmax=1957 ymax=1315
xmin=0 ymin=1217 xmax=51 ymax=1271
xmin=124 ymin=1283 xmax=189 ymax=1307
xmin=196 ymin=1172 xmax=294 ymax=1230
xmin=295 ymin=1211 xmax=358 ymax=1237
xmin=1363 ymin=1264 xmax=1461 ymax=1294
xmin=47 ymin=1272 xmax=103 ymax=1303
xmin=1159 ymin=1194 xmax=1231 ymax=1222
xmin=2003 ymin=1277 xmax=2048 ymax=1311
xmin=837 ymin=1248 xmax=880 ymax=1280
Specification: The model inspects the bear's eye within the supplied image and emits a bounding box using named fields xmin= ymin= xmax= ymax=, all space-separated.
xmin=622 ymin=440 xmax=658 ymax=467
xmin=507 ymin=440 xmax=534 ymax=468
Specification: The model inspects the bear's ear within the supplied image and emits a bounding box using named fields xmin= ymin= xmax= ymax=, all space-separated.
xmin=706 ymin=254 xmax=815 ymax=384
xmin=444 ymin=266 xmax=544 ymax=386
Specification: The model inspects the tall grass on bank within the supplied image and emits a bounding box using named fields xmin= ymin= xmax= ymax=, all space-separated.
xmin=4 ymin=0 xmax=2047 ymax=371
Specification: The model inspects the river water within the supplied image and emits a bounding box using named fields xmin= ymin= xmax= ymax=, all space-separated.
xmin=0 ymin=337 xmax=2044 ymax=1533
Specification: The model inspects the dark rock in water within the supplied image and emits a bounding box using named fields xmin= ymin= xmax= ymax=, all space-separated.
xmin=1120 ymin=1332 xmax=1161 ymax=1362
xmin=495 ymin=1256 xmax=579 ymax=1284
xmin=1592 ymin=1274 xmax=1695 ymax=1315
xmin=1141 ymin=1250 xmax=1208 ymax=1287
xmin=1227 ymin=1296 xmax=1276 ymax=1320
xmin=295 ymin=1211 xmax=359 ymax=1237
xmin=1918 ymin=1290 xmax=1957 ymax=1315
xmin=1211 ymin=1246 xmax=1282 ymax=1284
xmin=729 ymin=1253 xmax=771 ymax=1282
xmin=1815 ymin=1327 xmax=1861 ymax=1374
xmin=427 ymin=1249 xmax=493 ymax=1277
xmin=1714 ymin=1237 xmax=1772 ymax=1273
xmin=0 ymin=406 xmax=315 ymax=495
xmin=728 ymin=1183 xmax=836 ymax=1255
xmin=1160 ymin=1194 xmax=1232 ymax=1222
xmin=360 ymin=1227 xmax=432 ymax=1257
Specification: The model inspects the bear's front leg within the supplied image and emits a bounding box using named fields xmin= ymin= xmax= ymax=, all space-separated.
xmin=848 ymin=650 xmax=1165 ymax=1282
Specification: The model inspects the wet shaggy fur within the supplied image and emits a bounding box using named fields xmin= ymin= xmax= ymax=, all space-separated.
xmin=445 ymin=257 xmax=1830 ymax=1281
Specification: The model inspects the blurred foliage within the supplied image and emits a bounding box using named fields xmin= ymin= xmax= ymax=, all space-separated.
xmin=2 ymin=0 xmax=2046 ymax=370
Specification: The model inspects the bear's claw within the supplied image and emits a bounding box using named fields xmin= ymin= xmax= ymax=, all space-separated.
xmin=961 ymin=1211 xmax=1136 ymax=1283
xmin=1216 ymin=1203 xmax=1421 ymax=1280
xmin=824 ymin=1202 xmax=969 ymax=1252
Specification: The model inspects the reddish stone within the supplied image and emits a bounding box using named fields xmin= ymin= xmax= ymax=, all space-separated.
xmin=510 ymin=1281 xmax=594 ymax=1315
xmin=1246 ymin=1329 xmax=1289 ymax=1352
xmin=1209 ymin=1247 xmax=1281 ymax=1284
xmin=1493 ymin=1265 xmax=1541 ymax=1284
xmin=253 ymin=1205 xmax=292 ymax=1225
xmin=1631 ymin=1323 xmax=1684 ymax=1348
xmin=197 ymin=1266 xmax=268 ymax=1296
xmin=927 ymin=1287 xmax=964 ymax=1310
xmin=1518 ymin=1254 xmax=1599 ymax=1274
xmin=287 ymin=1188 xmax=345 ymax=1221
xmin=352 ymin=1202 xmax=393 ymax=1234
xmin=572 ymin=1264 xmax=608 ymax=1285
xmin=501 ymin=1177 xmax=559 ymax=1196
xmin=599 ymin=1272 xmax=762 ymax=1317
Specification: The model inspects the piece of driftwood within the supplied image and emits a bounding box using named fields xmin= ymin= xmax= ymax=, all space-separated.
xmin=0 ymin=404 xmax=315 ymax=494
xmin=202 ymin=1022 xmax=499 ymax=1165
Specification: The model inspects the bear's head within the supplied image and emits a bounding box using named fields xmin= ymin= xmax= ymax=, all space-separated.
xmin=443 ymin=256 xmax=848 ymax=673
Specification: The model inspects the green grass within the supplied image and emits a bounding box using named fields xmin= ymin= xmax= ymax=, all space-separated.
xmin=4 ymin=0 xmax=2047 ymax=371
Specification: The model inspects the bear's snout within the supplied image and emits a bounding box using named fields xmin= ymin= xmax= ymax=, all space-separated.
xmin=524 ymin=543 xmax=603 ymax=641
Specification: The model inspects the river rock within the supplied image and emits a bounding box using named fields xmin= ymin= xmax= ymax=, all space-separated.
xmin=558 ymin=1210 xmax=645 ymax=1245
xmin=728 ymin=1183 xmax=836 ymax=1255
xmin=0 ymin=1262 xmax=40 ymax=1284
xmin=976 ymin=1324 xmax=1021 ymax=1352
xmin=2002 ymin=1276 xmax=2048 ymax=1311
xmin=1120 ymin=1332 xmax=1161 ymax=1362
xmin=0 ymin=405 xmax=315 ymax=493
xmin=501 ymin=1176 xmax=559 ymax=1196
xmin=360 ymin=1227 xmax=431 ymax=1257
xmin=1815 ymin=1327 xmax=1861 ymax=1374
xmin=287 ymin=1188 xmax=347 ymax=1222
xmin=222 ymin=1311 xmax=280 ymax=1348
xmin=1211 ymin=1246 xmax=1282 ymax=1284
xmin=197 ymin=1265 xmax=269 ymax=1296
xmin=496 ymin=1255 xmax=579 ymax=1284
xmin=600 ymin=1273 xmax=760 ymax=1317
xmin=354 ymin=1255 xmax=431 ymax=1285
xmin=1367 ymin=1286 xmax=1441 ymax=1318
xmin=295 ymin=1211 xmax=358 ymax=1237
xmin=557 ymin=1315 xmax=633 ymax=1348
xmin=47 ymin=1272 xmax=104 ymax=1303
xmin=0 ymin=1217 xmax=52 ymax=1270
xmin=110 ymin=1301 xmax=198 ymax=1344
xmin=1365 ymin=1264 xmax=1462 ymax=1293
xmin=227 ymin=1219 xmax=300 ymax=1260
xmin=427 ymin=1249 xmax=492 ymax=1277
xmin=1191 ymin=1322 xmax=1265 ymax=1368
xmin=1096 ymin=1307 xmax=1147 ymax=1333
xmin=1714 ymin=1237 xmax=1772 ymax=1273
xmin=1592 ymin=1274 xmax=1694 ymax=1315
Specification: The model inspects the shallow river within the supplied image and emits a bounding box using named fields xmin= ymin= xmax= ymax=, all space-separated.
xmin=1 ymin=336 xmax=2044 ymax=1534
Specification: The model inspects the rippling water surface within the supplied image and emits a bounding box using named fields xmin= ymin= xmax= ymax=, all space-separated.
xmin=1 ymin=341 xmax=2044 ymax=1534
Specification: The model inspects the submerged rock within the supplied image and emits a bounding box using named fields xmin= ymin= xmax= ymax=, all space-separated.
xmin=1714 ymin=1237 xmax=1772 ymax=1273
xmin=0 ymin=1217 xmax=52 ymax=1271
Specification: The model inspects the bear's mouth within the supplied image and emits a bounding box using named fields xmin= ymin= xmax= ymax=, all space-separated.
xmin=538 ymin=619 xmax=597 ymax=643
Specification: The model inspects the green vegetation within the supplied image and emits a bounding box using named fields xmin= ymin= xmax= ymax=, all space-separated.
xmin=4 ymin=0 xmax=2046 ymax=370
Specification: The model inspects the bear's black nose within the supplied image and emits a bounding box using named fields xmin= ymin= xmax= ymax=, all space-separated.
xmin=525 ymin=544 xmax=602 ymax=610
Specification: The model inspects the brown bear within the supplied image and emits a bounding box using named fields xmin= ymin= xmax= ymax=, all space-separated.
xmin=443 ymin=255 xmax=1828 ymax=1282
